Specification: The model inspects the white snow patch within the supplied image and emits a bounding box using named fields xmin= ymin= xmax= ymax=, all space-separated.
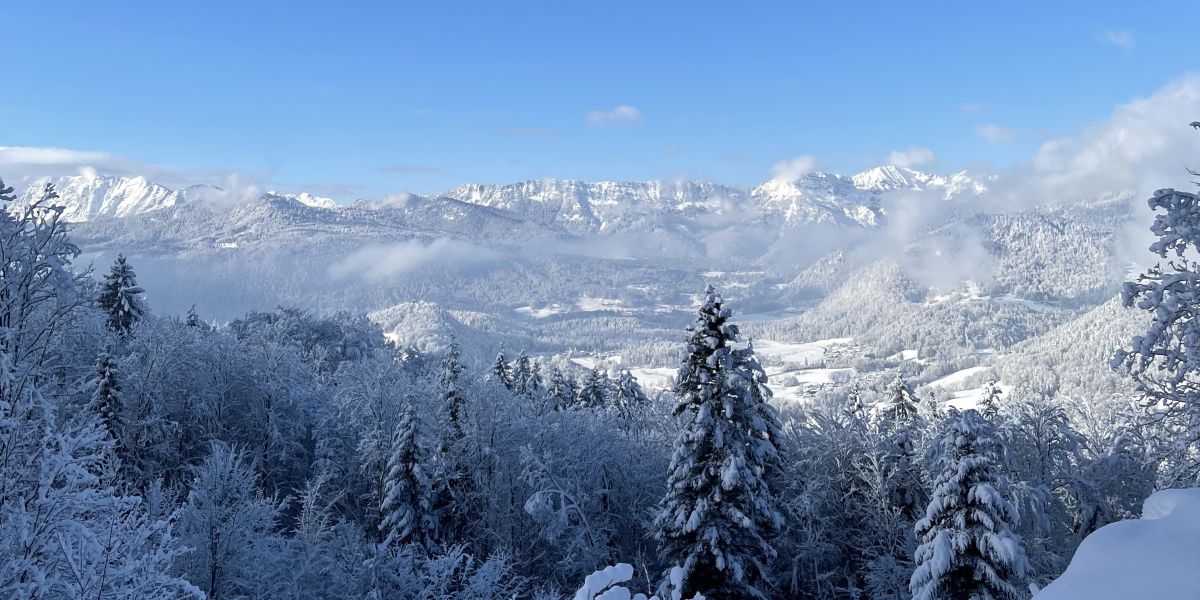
xmin=1035 ymin=488 xmax=1200 ymax=600
xmin=576 ymin=297 xmax=634 ymax=313
xmin=515 ymin=304 xmax=569 ymax=319
xmin=929 ymin=366 xmax=988 ymax=389
xmin=628 ymin=367 xmax=676 ymax=391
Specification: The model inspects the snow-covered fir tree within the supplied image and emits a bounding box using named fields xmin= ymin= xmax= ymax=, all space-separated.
xmin=546 ymin=365 xmax=577 ymax=410
xmin=847 ymin=381 xmax=865 ymax=418
xmin=432 ymin=339 xmax=472 ymax=545
xmin=654 ymin=285 xmax=784 ymax=600
xmin=439 ymin=339 xmax=466 ymax=441
xmin=490 ymin=348 xmax=513 ymax=390
xmin=97 ymin=253 xmax=146 ymax=336
xmin=577 ymin=367 xmax=610 ymax=409
xmin=511 ymin=351 xmax=533 ymax=395
xmin=379 ymin=403 xmax=433 ymax=549
xmin=186 ymin=304 xmax=202 ymax=328
xmin=609 ymin=369 xmax=648 ymax=423
xmin=527 ymin=360 xmax=544 ymax=397
xmin=89 ymin=351 xmax=126 ymax=461
xmin=911 ymin=409 xmax=1026 ymax=600
xmin=880 ymin=375 xmax=920 ymax=423
xmin=873 ymin=375 xmax=927 ymax=521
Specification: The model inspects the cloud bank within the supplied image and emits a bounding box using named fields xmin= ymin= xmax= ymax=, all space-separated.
xmin=329 ymin=238 xmax=504 ymax=282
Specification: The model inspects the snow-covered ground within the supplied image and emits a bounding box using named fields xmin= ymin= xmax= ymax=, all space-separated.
xmin=1035 ymin=488 xmax=1200 ymax=600
xmin=514 ymin=304 xmax=569 ymax=319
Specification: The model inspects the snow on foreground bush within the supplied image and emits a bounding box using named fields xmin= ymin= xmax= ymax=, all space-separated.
xmin=1034 ymin=488 xmax=1200 ymax=600
xmin=573 ymin=564 xmax=703 ymax=600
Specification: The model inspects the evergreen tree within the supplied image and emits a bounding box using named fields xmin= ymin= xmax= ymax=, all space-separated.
xmin=433 ymin=339 xmax=472 ymax=546
xmin=880 ymin=375 xmax=919 ymax=423
xmin=186 ymin=304 xmax=202 ymax=328
xmin=877 ymin=376 xmax=926 ymax=520
xmin=526 ymin=360 xmax=544 ymax=397
xmin=511 ymin=351 xmax=532 ymax=395
xmin=89 ymin=351 xmax=126 ymax=464
xmin=847 ymin=381 xmax=865 ymax=418
xmin=379 ymin=404 xmax=432 ymax=549
xmin=911 ymin=409 xmax=1026 ymax=600
xmin=546 ymin=366 xmax=575 ymax=410
xmin=97 ymin=253 xmax=146 ymax=336
xmin=440 ymin=339 xmax=466 ymax=440
xmin=609 ymin=369 xmax=648 ymax=423
xmin=577 ymin=368 xmax=610 ymax=409
xmin=490 ymin=348 xmax=513 ymax=390
xmin=654 ymin=285 xmax=784 ymax=600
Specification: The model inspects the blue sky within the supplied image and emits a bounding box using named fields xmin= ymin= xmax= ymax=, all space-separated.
xmin=4 ymin=1 xmax=1197 ymax=198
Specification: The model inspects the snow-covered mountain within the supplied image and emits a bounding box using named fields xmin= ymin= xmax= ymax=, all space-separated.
xmin=440 ymin=167 xmax=987 ymax=231
xmin=850 ymin=165 xmax=988 ymax=198
xmin=14 ymin=175 xmax=190 ymax=221
xmin=440 ymin=179 xmax=748 ymax=233
xmin=269 ymin=191 xmax=339 ymax=209
xmin=14 ymin=166 xmax=986 ymax=232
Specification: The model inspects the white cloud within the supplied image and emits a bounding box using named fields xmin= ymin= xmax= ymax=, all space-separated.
xmin=886 ymin=147 xmax=936 ymax=168
xmin=329 ymin=238 xmax=503 ymax=282
xmin=586 ymin=105 xmax=644 ymax=127
xmin=0 ymin=146 xmax=117 ymax=166
xmin=960 ymin=102 xmax=987 ymax=113
xmin=1030 ymin=73 xmax=1200 ymax=200
xmin=770 ymin=154 xmax=817 ymax=181
xmin=976 ymin=123 xmax=1016 ymax=143
xmin=1102 ymin=30 xmax=1135 ymax=49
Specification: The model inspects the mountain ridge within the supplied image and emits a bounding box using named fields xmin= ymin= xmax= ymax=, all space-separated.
xmin=10 ymin=166 xmax=988 ymax=232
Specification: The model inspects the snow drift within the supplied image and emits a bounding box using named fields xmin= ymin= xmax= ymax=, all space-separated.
xmin=1035 ymin=488 xmax=1200 ymax=600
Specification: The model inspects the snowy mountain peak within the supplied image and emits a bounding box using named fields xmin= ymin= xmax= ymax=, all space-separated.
xmin=851 ymin=165 xmax=988 ymax=198
xmin=268 ymin=191 xmax=339 ymax=209
xmin=13 ymin=174 xmax=183 ymax=221
xmin=852 ymin=165 xmax=928 ymax=191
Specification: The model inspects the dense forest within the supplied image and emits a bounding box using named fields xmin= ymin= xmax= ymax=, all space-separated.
xmin=3 ymin=176 xmax=1198 ymax=600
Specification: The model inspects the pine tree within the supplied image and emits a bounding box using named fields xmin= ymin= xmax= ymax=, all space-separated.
xmin=546 ymin=366 xmax=576 ymax=410
xmin=979 ymin=378 xmax=1003 ymax=420
xmin=526 ymin=360 xmax=544 ymax=396
xmin=440 ymin=339 xmax=466 ymax=440
xmin=911 ymin=409 xmax=1026 ymax=600
xmin=609 ymin=369 xmax=648 ymax=423
xmin=847 ymin=381 xmax=865 ymax=418
xmin=379 ymin=404 xmax=432 ymax=549
xmin=880 ymin=375 xmax=919 ymax=423
xmin=577 ymin=368 xmax=610 ymax=409
xmin=654 ymin=285 xmax=784 ymax=600
xmin=876 ymin=375 xmax=926 ymax=520
xmin=490 ymin=348 xmax=513 ymax=390
xmin=186 ymin=304 xmax=202 ymax=328
xmin=97 ymin=254 xmax=146 ymax=336
xmin=432 ymin=339 xmax=472 ymax=546
xmin=511 ymin=351 xmax=532 ymax=395
xmin=89 ymin=352 xmax=126 ymax=463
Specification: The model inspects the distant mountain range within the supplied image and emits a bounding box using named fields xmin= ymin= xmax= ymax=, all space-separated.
xmin=12 ymin=165 xmax=987 ymax=231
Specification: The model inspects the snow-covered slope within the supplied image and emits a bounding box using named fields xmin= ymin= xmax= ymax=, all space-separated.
xmin=271 ymin=191 xmax=339 ymax=209
xmin=1035 ymin=488 xmax=1200 ymax=600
